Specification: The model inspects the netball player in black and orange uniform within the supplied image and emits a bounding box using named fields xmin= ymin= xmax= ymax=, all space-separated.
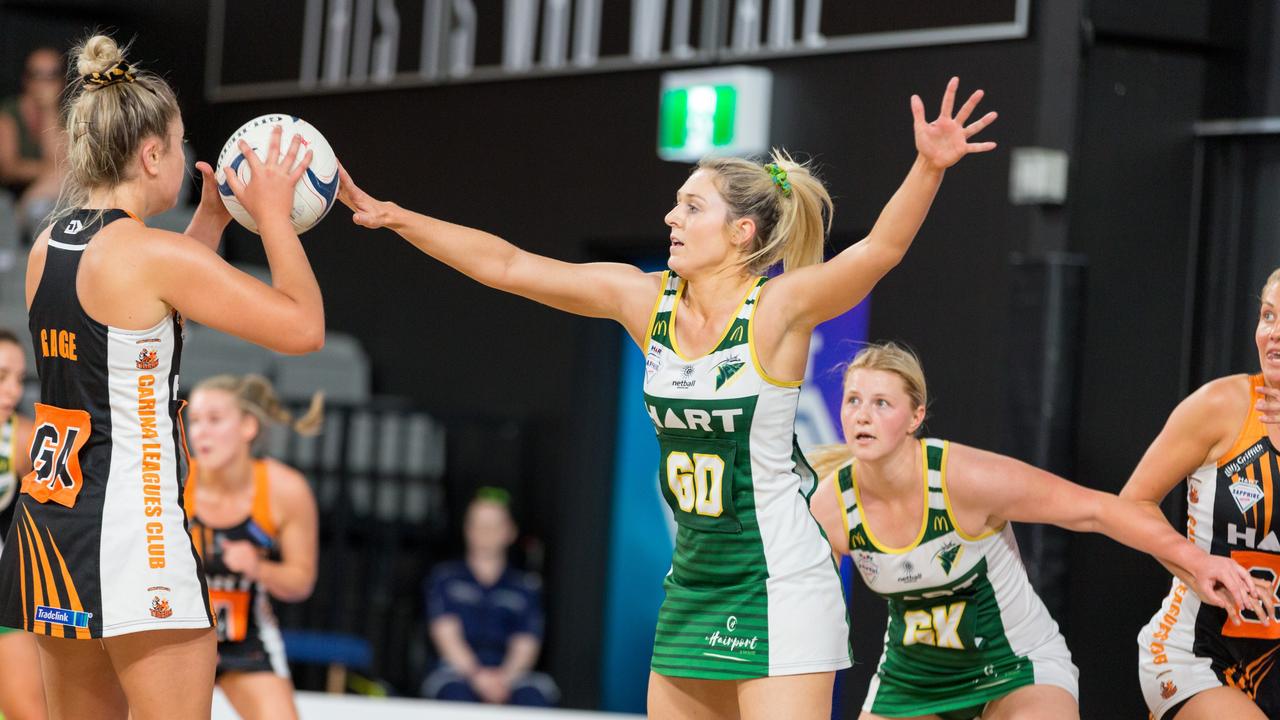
xmin=186 ymin=374 xmax=320 ymax=720
xmin=0 ymin=329 xmax=46 ymax=720
xmin=1125 ymin=267 xmax=1280 ymax=720
xmin=0 ymin=34 xmax=325 ymax=720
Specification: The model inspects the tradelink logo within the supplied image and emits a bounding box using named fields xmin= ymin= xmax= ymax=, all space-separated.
xmin=35 ymin=605 xmax=91 ymax=628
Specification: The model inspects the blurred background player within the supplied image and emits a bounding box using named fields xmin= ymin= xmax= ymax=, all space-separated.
xmin=186 ymin=374 xmax=322 ymax=720
xmin=423 ymin=487 xmax=558 ymax=707
xmin=0 ymin=328 xmax=44 ymax=719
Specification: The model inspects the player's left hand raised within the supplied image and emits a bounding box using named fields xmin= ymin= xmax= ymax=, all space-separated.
xmin=913 ymin=76 xmax=998 ymax=171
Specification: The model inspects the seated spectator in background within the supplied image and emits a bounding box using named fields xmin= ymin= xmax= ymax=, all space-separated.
xmin=423 ymin=488 xmax=559 ymax=706
xmin=0 ymin=47 xmax=67 ymax=239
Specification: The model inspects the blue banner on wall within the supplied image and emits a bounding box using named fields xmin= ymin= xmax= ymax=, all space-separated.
xmin=599 ymin=291 xmax=870 ymax=712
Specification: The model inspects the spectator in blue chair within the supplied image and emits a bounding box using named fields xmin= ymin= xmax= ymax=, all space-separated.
xmin=0 ymin=47 xmax=67 ymax=240
xmin=423 ymin=488 xmax=559 ymax=706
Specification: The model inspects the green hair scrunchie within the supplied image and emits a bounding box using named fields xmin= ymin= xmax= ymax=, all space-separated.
xmin=765 ymin=163 xmax=792 ymax=197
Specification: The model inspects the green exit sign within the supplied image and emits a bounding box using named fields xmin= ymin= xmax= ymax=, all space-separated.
xmin=658 ymin=66 xmax=772 ymax=162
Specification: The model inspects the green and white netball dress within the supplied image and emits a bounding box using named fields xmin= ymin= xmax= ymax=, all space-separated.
xmin=834 ymin=439 xmax=1078 ymax=719
xmin=644 ymin=271 xmax=850 ymax=680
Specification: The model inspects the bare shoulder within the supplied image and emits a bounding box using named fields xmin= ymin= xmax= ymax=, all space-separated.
xmin=755 ymin=269 xmax=789 ymax=305
xmin=621 ymin=269 xmax=670 ymax=344
xmin=939 ymin=441 xmax=1025 ymax=496
xmin=1177 ymin=374 xmax=1252 ymax=446
xmin=78 ymin=222 xmax=192 ymax=288
xmin=634 ymin=268 xmax=665 ymax=296
xmin=87 ymin=222 xmax=206 ymax=264
xmin=938 ymin=441 xmax=986 ymax=488
xmin=263 ymin=457 xmax=316 ymax=524
xmin=1187 ymin=374 xmax=1252 ymax=416
xmin=263 ymin=458 xmax=314 ymax=501
xmin=627 ymin=268 xmax=665 ymax=298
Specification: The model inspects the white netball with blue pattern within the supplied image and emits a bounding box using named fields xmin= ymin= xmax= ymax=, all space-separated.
xmin=215 ymin=114 xmax=338 ymax=235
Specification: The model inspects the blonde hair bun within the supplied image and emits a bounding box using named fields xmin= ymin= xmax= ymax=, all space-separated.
xmin=76 ymin=34 xmax=124 ymax=77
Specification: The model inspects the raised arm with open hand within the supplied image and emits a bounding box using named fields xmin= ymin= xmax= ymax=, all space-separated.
xmin=758 ymin=77 xmax=999 ymax=335
xmin=912 ymin=76 xmax=999 ymax=170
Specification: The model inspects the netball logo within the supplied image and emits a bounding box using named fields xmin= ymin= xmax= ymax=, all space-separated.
xmin=671 ymin=365 xmax=697 ymax=390
xmin=897 ymin=560 xmax=922 ymax=584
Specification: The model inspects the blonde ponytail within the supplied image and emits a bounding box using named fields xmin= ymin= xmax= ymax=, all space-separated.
xmin=194 ymin=374 xmax=324 ymax=441
xmin=808 ymin=443 xmax=855 ymax=483
xmin=697 ymin=149 xmax=832 ymax=275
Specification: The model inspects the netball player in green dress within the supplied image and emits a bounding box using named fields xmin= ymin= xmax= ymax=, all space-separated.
xmin=339 ymin=78 xmax=999 ymax=719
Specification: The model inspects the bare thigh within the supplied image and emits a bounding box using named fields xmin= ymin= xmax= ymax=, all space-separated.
xmin=1170 ymin=686 xmax=1267 ymax=720
xmin=103 ymin=628 xmax=217 ymax=720
xmin=0 ymin=631 xmax=47 ymax=720
xmin=648 ymin=672 xmax=740 ymax=720
xmin=982 ymin=684 xmax=1078 ymax=720
xmin=35 ymin=636 xmax=128 ymax=720
xmin=219 ymin=671 xmax=298 ymax=720
xmin=737 ymin=672 xmax=834 ymax=720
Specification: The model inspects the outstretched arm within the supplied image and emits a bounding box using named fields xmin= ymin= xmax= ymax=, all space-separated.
xmin=765 ymin=77 xmax=998 ymax=332
xmin=950 ymin=443 xmax=1266 ymax=623
xmin=337 ymin=168 xmax=660 ymax=346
